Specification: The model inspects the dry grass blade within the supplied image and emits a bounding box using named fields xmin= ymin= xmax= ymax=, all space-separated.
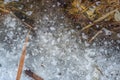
xmin=81 ymin=9 xmax=118 ymax=31
xmin=88 ymin=29 xmax=103 ymax=43
xmin=16 ymin=30 xmax=31 ymax=80
xmin=94 ymin=9 xmax=117 ymax=23
xmin=94 ymin=65 xmax=103 ymax=75
xmin=10 ymin=12 xmax=34 ymax=30
xmin=0 ymin=7 xmax=9 ymax=13
xmin=23 ymin=22 xmax=34 ymax=29
xmin=25 ymin=70 xmax=44 ymax=80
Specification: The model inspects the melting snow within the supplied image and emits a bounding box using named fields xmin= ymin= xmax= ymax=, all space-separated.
xmin=0 ymin=1 xmax=120 ymax=80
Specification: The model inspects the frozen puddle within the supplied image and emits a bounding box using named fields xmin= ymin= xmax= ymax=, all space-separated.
xmin=0 ymin=0 xmax=120 ymax=80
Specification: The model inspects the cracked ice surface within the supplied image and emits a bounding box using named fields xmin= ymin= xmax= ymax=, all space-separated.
xmin=0 ymin=0 xmax=120 ymax=80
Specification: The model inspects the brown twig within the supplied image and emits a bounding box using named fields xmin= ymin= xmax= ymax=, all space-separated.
xmin=25 ymin=70 xmax=44 ymax=80
xmin=16 ymin=30 xmax=31 ymax=80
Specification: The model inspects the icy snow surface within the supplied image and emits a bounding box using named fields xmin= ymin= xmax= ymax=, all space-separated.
xmin=0 ymin=0 xmax=120 ymax=80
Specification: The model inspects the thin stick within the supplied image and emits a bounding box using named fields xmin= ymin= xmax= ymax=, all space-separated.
xmin=16 ymin=30 xmax=31 ymax=80
xmin=25 ymin=70 xmax=44 ymax=80
xmin=81 ymin=9 xmax=118 ymax=31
